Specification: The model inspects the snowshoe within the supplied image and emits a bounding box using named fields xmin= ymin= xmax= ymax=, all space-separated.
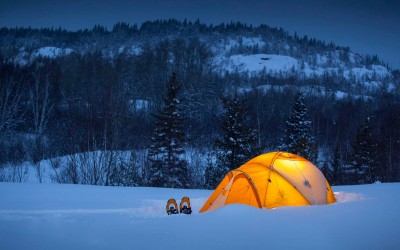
xmin=166 ymin=198 xmax=179 ymax=215
xmin=179 ymin=196 xmax=192 ymax=215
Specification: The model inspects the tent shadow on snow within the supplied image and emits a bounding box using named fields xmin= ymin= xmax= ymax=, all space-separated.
xmin=200 ymin=152 xmax=336 ymax=213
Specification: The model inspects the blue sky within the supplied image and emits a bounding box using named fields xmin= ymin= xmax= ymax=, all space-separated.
xmin=1 ymin=0 xmax=399 ymax=69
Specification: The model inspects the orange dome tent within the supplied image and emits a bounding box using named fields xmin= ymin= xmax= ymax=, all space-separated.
xmin=199 ymin=152 xmax=336 ymax=213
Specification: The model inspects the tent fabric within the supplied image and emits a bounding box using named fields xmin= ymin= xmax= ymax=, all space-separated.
xmin=200 ymin=152 xmax=336 ymax=213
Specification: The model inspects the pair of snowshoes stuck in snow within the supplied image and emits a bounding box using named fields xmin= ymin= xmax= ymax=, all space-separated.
xmin=166 ymin=197 xmax=192 ymax=215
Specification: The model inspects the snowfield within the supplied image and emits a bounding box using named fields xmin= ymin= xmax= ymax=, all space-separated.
xmin=0 ymin=182 xmax=399 ymax=249
xmin=221 ymin=54 xmax=299 ymax=75
xmin=32 ymin=47 xmax=73 ymax=59
xmin=13 ymin=47 xmax=74 ymax=65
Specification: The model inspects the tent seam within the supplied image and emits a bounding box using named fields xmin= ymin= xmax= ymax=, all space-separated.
xmin=233 ymin=170 xmax=263 ymax=208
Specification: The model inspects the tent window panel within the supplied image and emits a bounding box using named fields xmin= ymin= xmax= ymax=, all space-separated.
xmin=264 ymin=170 xmax=310 ymax=209
xmin=225 ymin=175 xmax=260 ymax=208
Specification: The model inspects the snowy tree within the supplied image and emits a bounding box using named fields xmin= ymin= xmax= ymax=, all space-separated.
xmin=147 ymin=73 xmax=190 ymax=188
xmin=146 ymin=154 xmax=165 ymax=187
xmin=280 ymin=93 xmax=316 ymax=161
xmin=204 ymin=151 xmax=224 ymax=189
xmin=0 ymin=63 xmax=26 ymax=133
xmin=206 ymin=96 xmax=256 ymax=188
xmin=348 ymin=116 xmax=379 ymax=184
xmin=128 ymin=151 xmax=143 ymax=187
xmin=30 ymin=62 xmax=55 ymax=136
xmin=110 ymin=151 xmax=142 ymax=187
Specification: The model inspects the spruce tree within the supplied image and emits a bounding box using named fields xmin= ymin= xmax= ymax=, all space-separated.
xmin=147 ymin=73 xmax=189 ymax=188
xmin=349 ymin=116 xmax=379 ymax=184
xmin=280 ymin=93 xmax=316 ymax=161
xmin=206 ymin=96 xmax=256 ymax=188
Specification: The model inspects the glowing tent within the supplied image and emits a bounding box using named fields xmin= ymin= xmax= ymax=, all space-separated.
xmin=199 ymin=152 xmax=336 ymax=213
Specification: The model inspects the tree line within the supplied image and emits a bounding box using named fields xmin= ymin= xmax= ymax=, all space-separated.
xmin=1 ymin=21 xmax=399 ymax=187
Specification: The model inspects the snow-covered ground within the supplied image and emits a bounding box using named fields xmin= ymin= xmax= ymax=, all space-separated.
xmin=31 ymin=47 xmax=73 ymax=59
xmin=0 ymin=182 xmax=399 ymax=249
xmin=225 ymin=54 xmax=299 ymax=75
xmin=216 ymin=52 xmax=390 ymax=82
xmin=13 ymin=47 xmax=74 ymax=65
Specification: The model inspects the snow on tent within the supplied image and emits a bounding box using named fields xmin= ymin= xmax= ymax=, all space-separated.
xmin=200 ymin=152 xmax=336 ymax=213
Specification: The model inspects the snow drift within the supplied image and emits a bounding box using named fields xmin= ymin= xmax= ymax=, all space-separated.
xmin=0 ymin=182 xmax=399 ymax=249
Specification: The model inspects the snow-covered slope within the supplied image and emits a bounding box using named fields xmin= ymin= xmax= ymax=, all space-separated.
xmin=209 ymin=37 xmax=395 ymax=97
xmin=32 ymin=47 xmax=73 ymax=58
xmin=0 ymin=182 xmax=399 ymax=250
xmin=220 ymin=54 xmax=299 ymax=75
xmin=13 ymin=47 xmax=73 ymax=65
xmin=215 ymin=52 xmax=390 ymax=84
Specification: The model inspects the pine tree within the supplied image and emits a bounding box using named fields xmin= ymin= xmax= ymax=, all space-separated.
xmin=280 ymin=93 xmax=316 ymax=161
xmin=147 ymin=73 xmax=190 ymax=188
xmin=206 ymin=96 xmax=256 ymax=188
xmin=349 ymin=116 xmax=379 ymax=184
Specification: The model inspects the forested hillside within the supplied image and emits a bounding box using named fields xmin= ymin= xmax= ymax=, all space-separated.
xmin=1 ymin=19 xmax=399 ymax=187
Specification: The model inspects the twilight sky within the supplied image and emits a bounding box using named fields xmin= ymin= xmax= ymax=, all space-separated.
xmin=1 ymin=0 xmax=399 ymax=69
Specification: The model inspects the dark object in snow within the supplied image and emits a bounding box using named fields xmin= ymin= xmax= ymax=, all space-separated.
xmin=166 ymin=198 xmax=179 ymax=215
xmin=179 ymin=196 xmax=192 ymax=214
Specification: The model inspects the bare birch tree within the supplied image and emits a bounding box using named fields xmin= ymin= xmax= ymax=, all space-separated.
xmin=0 ymin=65 xmax=26 ymax=133
xmin=30 ymin=70 xmax=54 ymax=136
xmin=29 ymin=63 xmax=55 ymax=180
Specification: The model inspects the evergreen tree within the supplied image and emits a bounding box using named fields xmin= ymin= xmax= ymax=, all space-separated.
xmin=206 ymin=96 xmax=256 ymax=188
xmin=280 ymin=93 xmax=316 ymax=161
xmin=147 ymin=73 xmax=190 ymax=188
xmin=348 ymin=116 xmax=379 ymax=184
